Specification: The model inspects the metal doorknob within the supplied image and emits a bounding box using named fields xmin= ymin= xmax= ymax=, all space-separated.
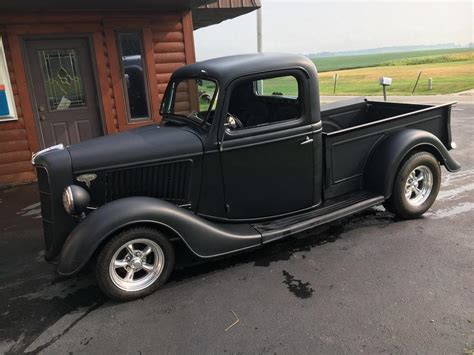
xmin=38 ymin=105 xmax=45 ymax=112
xmin=39 ymin=115 xmax=46 ymax=121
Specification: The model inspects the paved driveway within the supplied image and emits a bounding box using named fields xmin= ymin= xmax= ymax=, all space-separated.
xmin=0 ymin=101 xmax=473 ymax=354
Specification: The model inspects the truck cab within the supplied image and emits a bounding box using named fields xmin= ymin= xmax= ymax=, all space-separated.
xmin=32 ymin=53 xmax=460 ymax=301
xmin=158 ymin=54 xmax=323 ymax=220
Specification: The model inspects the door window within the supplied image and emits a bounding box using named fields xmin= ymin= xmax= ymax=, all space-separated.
xmin=226 ymin=74 xmax=302 ymax=131
xmin=38 ymin=49 xmax=87 ymax=111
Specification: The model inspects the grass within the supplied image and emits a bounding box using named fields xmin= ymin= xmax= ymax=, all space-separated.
xmin=311 ymin=47 xmax=473 ymax=72
xmin=261 ymin=49 xmax=474 ymax=96
xmin=318 ymin=60 xmax=474 ymax=95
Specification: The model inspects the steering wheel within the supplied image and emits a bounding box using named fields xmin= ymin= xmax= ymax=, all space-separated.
xmin=226 ymin=113 xmax=244 ymax=130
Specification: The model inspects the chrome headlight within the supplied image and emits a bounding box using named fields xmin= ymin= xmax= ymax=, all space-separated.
xmin=62 ymin=185 xmax=90 ymax=215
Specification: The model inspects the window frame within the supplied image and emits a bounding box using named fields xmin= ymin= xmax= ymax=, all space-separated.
xmin=222 ymin=69 xmax=306 ymax=138
xmin=0 ymin=36 xmax=18 ymax=122
xmin=116 ymin=31 xmax=151 ymax=122
xmin=160 ymin=76 xmax=220 ymax=128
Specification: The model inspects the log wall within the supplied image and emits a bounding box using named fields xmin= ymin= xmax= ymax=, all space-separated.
xmin=0 ymin=10 xmax=196 ymax=185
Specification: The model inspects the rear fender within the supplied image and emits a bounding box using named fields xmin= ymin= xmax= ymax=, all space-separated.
xmin=365 ymin=128 xmax=461 ymax=198
xmin=58 ymin=197 xmax=261 ymax=276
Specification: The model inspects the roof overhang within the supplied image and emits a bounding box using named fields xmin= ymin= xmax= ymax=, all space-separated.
xmin=0 ymin=0 xmax=214 ymax=11
xmin=193 ymin=1 xmax=261 ymax=30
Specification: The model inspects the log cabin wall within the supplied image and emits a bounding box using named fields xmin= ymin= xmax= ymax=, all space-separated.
xmin=0 ymin=10 xmax=196 ymax=185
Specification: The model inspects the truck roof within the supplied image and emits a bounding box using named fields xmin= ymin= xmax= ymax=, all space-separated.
xmin=172 ymin=53 xmax=318 ymax=86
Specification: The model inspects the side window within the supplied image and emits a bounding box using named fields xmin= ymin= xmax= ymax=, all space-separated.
xmin=117 ymin=32 xmax=150 ymax=121
xmin=226 ymin=74 xmax=302 ymax=131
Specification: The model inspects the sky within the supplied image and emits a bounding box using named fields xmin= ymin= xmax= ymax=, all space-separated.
xmin=194 ymin=1 xmax=473 ymax=60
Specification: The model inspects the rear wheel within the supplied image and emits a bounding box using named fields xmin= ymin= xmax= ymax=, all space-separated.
xmin=96 ymin=227 xmax=175 ymax=301
xmin=383 ymin=152 xmax=441 ymax=219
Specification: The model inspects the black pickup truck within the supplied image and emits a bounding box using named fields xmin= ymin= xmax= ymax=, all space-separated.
xmin=32 ymin=53 xmax=460 ymax=301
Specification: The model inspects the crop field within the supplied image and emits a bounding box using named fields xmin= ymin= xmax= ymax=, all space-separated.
xmin=262 ymin=49 xmax=473 ymax=96
xmin=311 ymin=47 xmax=473 ymax=72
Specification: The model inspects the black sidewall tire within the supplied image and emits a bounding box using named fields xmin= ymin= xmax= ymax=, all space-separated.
xmin=96 ymin=227 xmax=175 ymax=301
xmin=387 ymin=152 xmax=441 ymax=219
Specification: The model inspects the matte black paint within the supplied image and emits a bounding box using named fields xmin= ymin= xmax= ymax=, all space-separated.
xmin=320 ymin=98 xmax=459 ymax=199
xmin=32 ymin=54 xmax=460 ymax=276
xmin=365 ymin=128 xmax=461 ymax=198
xmin=67 ymin=124 xmax=203 ymax=173
xmin=57 ymin=197 xmax=262 ymax=275
xmin=34 ymin=150 xmax=76 ymax=260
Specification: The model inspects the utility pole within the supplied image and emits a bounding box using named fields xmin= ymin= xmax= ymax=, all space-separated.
xmin=256 ymin=7 xmax=263 ymax=94
xmin=257 ymin=8 xmax=262 ymax=53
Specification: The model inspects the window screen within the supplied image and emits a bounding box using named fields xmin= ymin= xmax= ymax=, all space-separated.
xmin=117 ymin=32 xmax=150 ymax=121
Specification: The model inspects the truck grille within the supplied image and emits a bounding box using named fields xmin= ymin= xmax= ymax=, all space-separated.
xmin=105 ymin=160 xmax=192 ymax=203
xmin=36 ymin=167 xmax=54 ymax=252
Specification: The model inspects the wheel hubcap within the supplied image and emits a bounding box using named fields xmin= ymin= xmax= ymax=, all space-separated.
xmin=404 ymin=165 xmax=433 ymax=207
xmin=109 ymin=238 xmax=165 ymax=292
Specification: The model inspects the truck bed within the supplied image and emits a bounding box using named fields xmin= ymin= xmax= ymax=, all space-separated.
xmin=321 ymin=98 xmax=430 ymax=133
xmin=320 ymin=98 xmax=455 ymax=199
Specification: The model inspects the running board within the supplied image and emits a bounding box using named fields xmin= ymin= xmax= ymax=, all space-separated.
xmin=253 ymin=192 xmax=385 ymax=243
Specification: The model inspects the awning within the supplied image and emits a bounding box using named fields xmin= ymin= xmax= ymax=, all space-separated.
xmin=193 ymin=0 xmax=261 ymax=29
xmin=0 ymin=0 xmax=214 ymax=11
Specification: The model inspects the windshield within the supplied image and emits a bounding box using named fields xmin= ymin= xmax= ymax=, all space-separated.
xmin=161 ymin=78 xmax=218 ymax=124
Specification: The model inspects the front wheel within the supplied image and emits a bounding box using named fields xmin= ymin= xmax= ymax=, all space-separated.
xmin=96 ymin=227 xmax=175 ymax=301
xmin=383 ymin=152 xmax=441 ymax=219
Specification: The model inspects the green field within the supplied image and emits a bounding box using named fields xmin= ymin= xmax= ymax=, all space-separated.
xmin=261 ymin=49 xmax=473 ymax=96
xmin=311 ymin=47 xmax=473 ymax=72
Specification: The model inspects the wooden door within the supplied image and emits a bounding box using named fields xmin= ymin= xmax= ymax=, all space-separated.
xmin=25 ymin=37 xmax=103 ymax=148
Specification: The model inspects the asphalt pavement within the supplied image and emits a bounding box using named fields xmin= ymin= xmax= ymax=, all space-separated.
xmin=0 ymin=97 xmax=472 ymax=354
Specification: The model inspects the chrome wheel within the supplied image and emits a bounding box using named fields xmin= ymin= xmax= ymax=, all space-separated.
xmin=109 ymin=238 xmax=165 ymax=292
xmin=404 ymin=165 xmax=433 ymax=207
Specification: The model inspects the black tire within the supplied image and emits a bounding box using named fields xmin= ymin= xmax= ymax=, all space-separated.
xmin=96 ymin=226 xmax=175 ymax=301
xmin=383 ymin=152 xmax=441 ymax=219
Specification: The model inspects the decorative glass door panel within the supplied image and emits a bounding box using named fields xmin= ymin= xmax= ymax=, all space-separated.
xmin=38 ymin=49 xmax=87 ymax=111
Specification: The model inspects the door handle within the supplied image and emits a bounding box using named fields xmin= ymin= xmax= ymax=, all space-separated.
xmin=300 ymin=136 xmax=313 ymax=145
xmin=39 ymin=114 xmax=46 ymax=121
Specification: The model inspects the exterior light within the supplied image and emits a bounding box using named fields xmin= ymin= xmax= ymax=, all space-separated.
xmin=63 ymin=185 xmax=90 ymax=216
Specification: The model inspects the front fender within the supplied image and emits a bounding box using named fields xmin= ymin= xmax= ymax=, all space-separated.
xmin=58 ymin=197 xmax=261 ymax=276
xmin=365 ymin=128 xmax=461 ymax=198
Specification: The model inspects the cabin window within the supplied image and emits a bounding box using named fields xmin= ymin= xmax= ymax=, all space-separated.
xmin=227 ymin=74 xmax=302 ymax=130
xmin=255 ymin=75 xmax=299 ymax=98
xmin=0 ymin=37 xmax=17 ymax=122
xmin=161 ymin=78 xmax=218 ymax=125
xmin=117 ymin=32 xmax=150 ymax=121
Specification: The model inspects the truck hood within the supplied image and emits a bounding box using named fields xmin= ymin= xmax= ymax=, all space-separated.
xmin=67 ymin=124 xmax=203 ymax=173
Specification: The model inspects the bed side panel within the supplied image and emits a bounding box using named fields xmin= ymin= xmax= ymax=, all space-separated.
xmin=324 ymin=105 xmax=450 ymax=199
